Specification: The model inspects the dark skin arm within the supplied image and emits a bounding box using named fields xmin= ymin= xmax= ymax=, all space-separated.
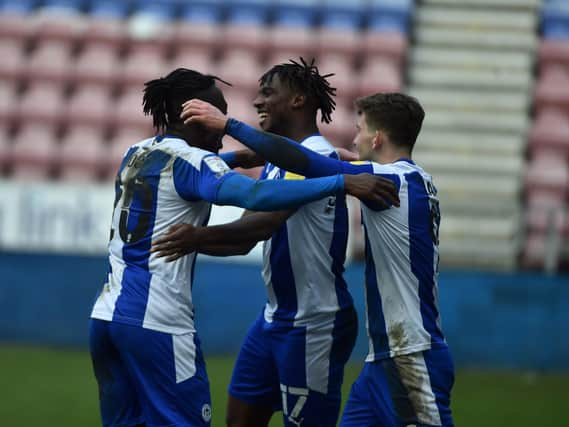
xmin=226 ymin=149 xmax=266 ymax=169
xmin=152 ymin=210 xmax=293 ymax=261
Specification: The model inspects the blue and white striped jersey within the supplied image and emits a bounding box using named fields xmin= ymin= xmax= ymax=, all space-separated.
xmin=260 ymin=135 xmax=353 ymax=326
xmin=354 ymin=159 xmax=446 ymax=361
xmin=91 ymin=136 xmax=233 ymax=335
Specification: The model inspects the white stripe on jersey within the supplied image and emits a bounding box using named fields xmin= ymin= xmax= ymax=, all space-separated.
xmin=261 ymin=135 xmax=351 ymax=325
xmin=91 ymin=136 xmax=228 ymax=335
xmin=362 ymin=160 xmax=445 ymax=361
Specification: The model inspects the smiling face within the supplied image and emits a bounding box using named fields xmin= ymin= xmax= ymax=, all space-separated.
xmin=253 ymin=74 xmax=295 ymax=135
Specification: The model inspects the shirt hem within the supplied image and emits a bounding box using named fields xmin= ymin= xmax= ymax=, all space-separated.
xmin=90 ymin=312 xmax=195 ymax=335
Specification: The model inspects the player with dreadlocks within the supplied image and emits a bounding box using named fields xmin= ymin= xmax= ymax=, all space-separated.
xmin=150 ymin=59 xmax=399 ymax=427
xmin=89 ymin=67 xmax=398 ymax=427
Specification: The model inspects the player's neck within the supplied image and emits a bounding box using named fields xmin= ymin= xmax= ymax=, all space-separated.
xmin=372 ymin=147 xmax=412 ymax=165
xmin=284 ymin=120 xmax=319 ymax=143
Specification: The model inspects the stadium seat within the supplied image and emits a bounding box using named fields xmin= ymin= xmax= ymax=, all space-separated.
xmin=541 ymin=0 xmax=569 ymax=39
xmin=82 ymin=16 xmax=127 ymax=46
xmin=0 ymin=13 xmax=35 ymax=40
xmin=525 ymin=154 xmax=569 ymax=198
xmin=320 ymin=100 xmax=355 ymax=149
xmin=221 ymin=1 xmax=269 ymax=52
xmin=362 ymin=31 xmax=408 ymax=68
xmin=535 ymin=66 xmax=569 ymax=115
xmin=367 ymin=0 xmax=413 ymax=34
xmin=32 ymin=12 xmax=86 ymax=43
xmin=58 ymin=124 xmax=106 ymax=181
xmin=313 ymin=53 xmax=358 ymax=100
xmin=111 ymin=87 xmax=153 ymax=132
xmin=16 ymin=83 xmax=67 ymax=126
xmin=24 ymin=40 xmax=73 ymax=82
xmin=0 ymin=80 xmax=18 ymax=126
xmin=168 ymin=46 xmax=216 ymax=75
xmin=0 ymin=0 xmax=36 ymax=14
xmin=105 ymin=126 xmax=152 ymax=179
xmin=64 ymin=84 xmax=113 ymax=128
xmin=273 ymin=1 xmax=318 ymax=28
xmin=72 ymin=41 xmax=120 ymax=85
xmin=529 ymin=109 xmax=569 ymax=158
xmin=179 ymin=0 xmax=224 ymax=24
xmin=539 ymin=39 xmax=569 ymax=72
xmin=214 ymin=49 xmax=264 ymax=92
xmin=131 ymin=0 xmax=178 ymax=21
xmin=39 ymin=0 xmax=85 ymax=14
xmin=118 ymin=45 xmax=169 ymax=87
xmin=10 ymin=123 xmax=59 ymax=180
xmin=356 ymin=56 xmax=402 ymax=96
xmin=172 ymin=20 xmax=220 ymax=51
xmin=88 ymin=0 xmax=131 ymax=19
xmin=0 ymin=38 xmax=26 ymax=81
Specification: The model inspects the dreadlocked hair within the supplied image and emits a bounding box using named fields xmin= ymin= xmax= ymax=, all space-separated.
xmin=142 ymin=68 xmax=230 ymax=134
xmin=259 ymin=57 xmax=336 ymax=124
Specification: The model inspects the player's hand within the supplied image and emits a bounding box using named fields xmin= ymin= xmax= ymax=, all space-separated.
xmin=151 ymin=223 xmax=200 ymax=262
xmin=343 ymin=174 xmax=400 ymax=209
xmin=180 ymin=99 xmax=228 ymax=131
xmin=335 ymin=147 xmax=359 ymax=162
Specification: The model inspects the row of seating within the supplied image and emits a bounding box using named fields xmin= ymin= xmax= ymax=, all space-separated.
xmin=523 ymin=1 xmax=569 ymax=271
xmin=0 ymin=0 xmax=413 ymax=32
xmin=0 ymin=12 xmax=408 ymax=60
xmin=541 ymin=0 xmax=569 ymax=39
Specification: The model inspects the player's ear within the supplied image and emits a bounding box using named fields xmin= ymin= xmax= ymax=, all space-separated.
xmin=290 ymin=93 xmax=306 ymax=109
xmin=372 ymin=130 xmax=382 ymax=149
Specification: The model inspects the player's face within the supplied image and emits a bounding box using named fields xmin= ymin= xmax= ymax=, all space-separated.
xmin=353 ymin=111 xmax=376 ymax=160
xmin=253 ymin=75 xmax=294 ymax=134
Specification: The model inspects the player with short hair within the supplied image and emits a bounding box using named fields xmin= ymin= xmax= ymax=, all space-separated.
xmin=153 ymin=59 xmax=399 ymax=427
xmin=88 ymin=67 xmax=398 ymax=427
xmin=175 ymin=92 xmax=455 ymax=427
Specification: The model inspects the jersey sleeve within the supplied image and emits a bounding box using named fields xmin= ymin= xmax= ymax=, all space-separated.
xmin=226 ymin=118 xmax=378 ymax=178
xmin=173 ymin=154 xmax=235 ymax=203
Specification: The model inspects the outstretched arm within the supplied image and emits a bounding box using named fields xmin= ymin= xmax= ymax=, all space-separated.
xmin=152 ymin=210 xmax=293 ymax=261
xmin=181 ymin=100 xmax=400 ymax=207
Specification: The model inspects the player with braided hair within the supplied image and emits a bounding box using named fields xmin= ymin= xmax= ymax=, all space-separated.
xmin=89 ymin=67 xmax=398 ymax=427
xmin=151 ymin=59 xmax=397 ymax=427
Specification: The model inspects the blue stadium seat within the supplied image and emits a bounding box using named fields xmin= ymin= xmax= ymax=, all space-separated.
xmin=132 ymin=0 xmax=178 ymax=20
xmin=367 ymin=0 xmax=413 ymax=33
xmin=180 ymin=0 xmax=224 ymax=24
xmin=226 ymin=1 xmax=270 ymax=26
xmin=0 ymin=0 xmax=37 ymax=14
xmin=273 ymin=0 xmax=319 ymax=28
xmin=542 ymin=1 xmax=569 ymax=39
xmin=41 ymin=0 xmax=86 ymax=14
xmin=321 ymin=0 xmax=366 ymax=30
xmin=88 ymin=0 xmax=131 ymax=19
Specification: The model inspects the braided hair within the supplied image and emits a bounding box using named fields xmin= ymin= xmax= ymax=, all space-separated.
xmin=143 ymin=68 xmax=229 ymax=134
xmin=259 ymin=57 xmax=336 ymax=124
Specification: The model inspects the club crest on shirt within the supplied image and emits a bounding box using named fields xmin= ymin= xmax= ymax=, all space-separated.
xmin=201 ymin=403 xmax=212 ymax=422
xmin=204 ymin=156 xmax=230 ymax=178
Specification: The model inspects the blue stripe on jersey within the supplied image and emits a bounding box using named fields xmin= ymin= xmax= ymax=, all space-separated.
xmin=270 ymin=221 xmax=298 ymax=321
xmin=328 ymin=150 xmax=352 ymax=310
xmin=406 ymin=172 xmax=444 ymax=345
xmin=329 ymin=193 xmax=352 ymax=310
xmin=363 ymin=223 xmax=389 ymax=356
xmin=113 ymin=150 xmax=172 ymax=326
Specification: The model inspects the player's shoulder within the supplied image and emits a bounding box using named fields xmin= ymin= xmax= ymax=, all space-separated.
xmin=301 ymin=134 xmax=335 ymax=156
xmin=371 ymin=159 xmax=431 ymax=177
xmin=162 ymin=138 xmax=218 ymax=168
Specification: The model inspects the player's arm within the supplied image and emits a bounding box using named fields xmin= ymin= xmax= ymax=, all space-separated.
xmin=152 ymin=210 xmax=292 ymax=261
xmin=181 ymin=100 xmax=399 ymax=207
xmin=218 ymin=149 xmax=265 ymax=169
